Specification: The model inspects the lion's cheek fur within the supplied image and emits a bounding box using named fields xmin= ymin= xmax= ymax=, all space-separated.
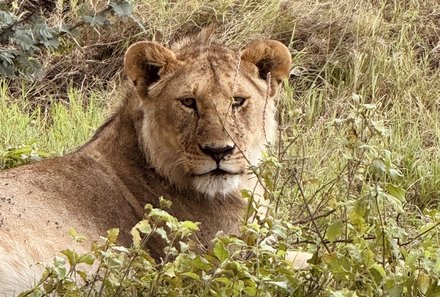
xmin=234 ymin=100 xmax=277 ymax=167
xmin=140 ymin=111 xmax=189 ymax=189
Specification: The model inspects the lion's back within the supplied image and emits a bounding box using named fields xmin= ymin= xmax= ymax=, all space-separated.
xmin=0 ymin=155 xmax=147 ymax=294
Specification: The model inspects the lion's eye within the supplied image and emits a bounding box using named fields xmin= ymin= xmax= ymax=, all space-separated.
xmin=179 ymin=97 xmax=197 ymax=110
xmin=232 ymin=97 xmax=247 ymax=108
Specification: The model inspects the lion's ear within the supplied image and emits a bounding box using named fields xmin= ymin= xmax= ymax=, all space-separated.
xmin=124 ymin=41 xmax=179 ymax=96
xmin=241 ymin=40 xmax=291 ymax=96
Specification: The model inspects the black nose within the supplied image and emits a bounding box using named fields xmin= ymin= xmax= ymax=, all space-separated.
xmin=200 ymin=144 xmax=235 ymax=163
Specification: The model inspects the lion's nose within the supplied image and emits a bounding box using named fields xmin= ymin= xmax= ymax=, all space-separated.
xmin=200 ymin=144 xmax=235 ymax=163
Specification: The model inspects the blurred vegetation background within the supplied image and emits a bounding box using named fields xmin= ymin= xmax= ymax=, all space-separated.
xmin=1 ymin=0 xmax=440 ymax=295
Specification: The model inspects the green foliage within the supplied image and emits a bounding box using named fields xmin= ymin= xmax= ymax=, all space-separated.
xmin=0 ymin=0 xmax=133 ymax=78
xmin=21 ymin=201 xmax=312 ymax=296
xmin=0 ymin=144 xmax=49 ymax=169
xmin=0 ymin=81 xmax=105 ymax=168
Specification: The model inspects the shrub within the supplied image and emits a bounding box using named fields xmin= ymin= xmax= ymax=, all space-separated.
xmin=0 ymin=0 xmax=132 ymax=79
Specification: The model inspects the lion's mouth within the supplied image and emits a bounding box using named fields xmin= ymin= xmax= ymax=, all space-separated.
xmin=210 ymin=168 xmax=232 ymax=175
xmin=192 ymin=167 xmax=242 ymax=177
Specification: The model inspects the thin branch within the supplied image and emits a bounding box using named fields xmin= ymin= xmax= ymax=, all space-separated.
xmin=292 ymin=170 xmax=331 ymax=253
xmin=292 ymin=208 xmax=336 ymax=225
xmin=400 ymin=221 xmax=440 ymax=247
xmin=294 ymin=236 xmax=377 ymax=245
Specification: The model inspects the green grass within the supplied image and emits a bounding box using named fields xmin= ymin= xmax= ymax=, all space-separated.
xmin=0 ymin=81 xmax=106 ymax=169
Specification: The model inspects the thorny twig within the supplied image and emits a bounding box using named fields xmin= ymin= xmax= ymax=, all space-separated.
xmin=292 ymin=169 xmax=331 ymax=253
xmin=292 ymin=208 xmax=336 ymax=225
xmin=400 ymin=221 xmax=440 ymax=247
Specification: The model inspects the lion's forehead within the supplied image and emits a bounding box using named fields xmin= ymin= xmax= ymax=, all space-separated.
xmin=175 ymin=44 xmax=237 ymax=62
xmin=163 ymin=59 xmax=263 ymax=102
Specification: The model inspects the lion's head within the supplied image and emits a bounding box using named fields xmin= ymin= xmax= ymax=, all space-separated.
xmin=124 ymin=33 xmax=291 ymax=198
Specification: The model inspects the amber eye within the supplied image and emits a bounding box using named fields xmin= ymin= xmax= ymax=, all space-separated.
xmin=179 ymin=97 xmax=197 ymax=110
xmin=232 ymin=96 xmax=247 ymax=108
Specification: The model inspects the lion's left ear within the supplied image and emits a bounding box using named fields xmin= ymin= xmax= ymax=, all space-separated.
xmin=241 ymin=40 xmax=291 ymax=96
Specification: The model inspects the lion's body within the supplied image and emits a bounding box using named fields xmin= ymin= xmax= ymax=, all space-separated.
xmin=0 ymin=102 xmax=244 ymax=293
xmin=0 ymin=31 xmax=296 ymax=295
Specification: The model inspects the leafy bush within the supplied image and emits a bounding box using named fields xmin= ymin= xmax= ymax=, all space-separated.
xmin=21 ymin=199 xmax=312 ymax=296
xmin=0 ymin=0 xmax=132 ymax=79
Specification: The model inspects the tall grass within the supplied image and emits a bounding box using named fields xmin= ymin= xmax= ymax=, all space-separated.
xmin=0 ymin=81 xmax=106 ymax=168
xmin=274 ymin=0 xmax=440 ymax=207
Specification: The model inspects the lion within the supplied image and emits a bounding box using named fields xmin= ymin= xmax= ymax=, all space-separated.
xmin=0 ymin=31 xmax=310 ymax=295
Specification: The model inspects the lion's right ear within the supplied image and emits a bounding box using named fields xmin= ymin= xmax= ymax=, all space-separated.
xmin=124 ymin=41 xmax=179 ymax=96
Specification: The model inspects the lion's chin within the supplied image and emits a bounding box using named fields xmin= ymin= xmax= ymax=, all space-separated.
xmin=192 ymin=173 xmax=241 ymax=198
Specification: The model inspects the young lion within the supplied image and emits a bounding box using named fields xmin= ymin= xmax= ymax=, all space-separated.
xmin=0 ymin=31 xmax=309 ymax=294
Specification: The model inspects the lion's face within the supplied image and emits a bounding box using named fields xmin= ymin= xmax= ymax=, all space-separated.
xmin=124 ymin=37 xmax=291 ymax=197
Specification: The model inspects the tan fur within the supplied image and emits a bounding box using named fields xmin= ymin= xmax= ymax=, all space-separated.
xmin=0 ymin=32 xmax=295 ymax=295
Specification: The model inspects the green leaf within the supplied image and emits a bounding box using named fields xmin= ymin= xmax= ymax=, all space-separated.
xmin=215 ymin=276 xmax=232 ymax=285
xmin=53 ymin=256 xmax=67 ymax=279
xmin=372 ymin=159 xmax=386 ymax=176
xmin=329 ymin=289 xmax=359 ymax=297
xmin=0 ymin=62 xmax=15 ymax=78
xmin=382 ymin=192 xmax=404 ymax=213
xmin=426 ymin=282 xmax=440 ymax=297
xmin=418 ymin=272 xmax=430 ymax=295
xmin=182 ymin=271 xmax=200 ymax=280
xmin=136 ymin=219 xmax=152 ymax=234
xmin=213 ymin=240 xmax=229 ymax=262
xmin=149 ymin=208 xmax=176 ymax=223
xmin=0 ymin=11 xmax=15 ymax=28
xmin=106 ymin=228 xmax=119 ymax=243
xmin=159 ymin=197 xmax=172 ymax=209
xmin=68 ymin=228 xmax=86 ymax=242
xmin=131 ymin=228 xmax=141 ymax=248
xmin=386 ymin=184 xmax=406 ymax=201
xmin=68 ymin=228 xmax=78 ymax=239
xmin=267 ymin=281 xmax=289 ymax=290
xmin=163 ymin=263 xmax=176 ymax=277
xmin=243 ymin=284 xmax=257 ymax=296
xmin=113 ymin=246 xmax=130 ymax=253
xmin=78 ymin=254 xmax=95 ymax=265
xmin=13 ymin=31 xmax=37 ymax=52
xmin=369 ymin=263 xmax=386 ymax=283
xmin=181 ymin=220 xmax=200 ymax=232
xmin=41 ymin=37 xmax=60 ymax=50
xmin=109 ymin=0 xmax=132 ymax=16
xmin=77 ymin=270 xmax=88 ymax=282
xmin=388 ymin=168 xmax=403 ymax=180
xmin=189 ymin=255 xmax=212 ymax=270
xmin=327 ymin=220 xmax=344 ymax=243
xmin=156 ymin=227 xmax=169 ymax=241
xmin=61 ymin=249 xmax=79 ymax=266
